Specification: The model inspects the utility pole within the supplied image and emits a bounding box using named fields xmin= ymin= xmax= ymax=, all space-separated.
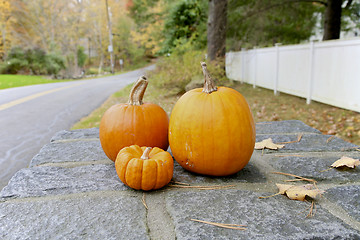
xmin=105 ymin=0 xmax=114 ymax=74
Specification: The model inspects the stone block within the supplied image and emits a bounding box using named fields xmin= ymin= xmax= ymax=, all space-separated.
xmin=0 ymin=164 xmax=126 ymax=199
xmin=172 ymin=161 xmax=266 ymax=184
xmin=51 ymin=128 xmax=100 ymax=142
xmin=30 ymin=140 xmax=109 ymax=167
xmin=166 ymin=190 xmax=360 ymax=239
xmin=256 ymin=120 xmax=321 ymax=135
xmin=265 ymin=153 xmax=360 ymax=183
xmin=0 ymin=192 xmax=149 ymax=240
xmin=255 ymin=134 xmax=358 ymax=153
xmin=325 ymin=185 xmax=360 ymax=222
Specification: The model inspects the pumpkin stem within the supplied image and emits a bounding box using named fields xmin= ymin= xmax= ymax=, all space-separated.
xmin=128 ymin=75 xmax=148 ymax=105
xmin=141 ymin=147 xmax=152 ymax=160
xmin=201 ymin=62 xmax=217 ymax=94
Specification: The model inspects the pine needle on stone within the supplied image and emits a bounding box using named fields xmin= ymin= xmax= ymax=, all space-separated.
xmin=142 ymin=193 xmax=148 ymax=210
xmin=169 ymin=184 xmax=235 ymax=190
xmin=306 ymin=201 xmax=316 ymax=218
xmin=271 ymin=171 xmax=317 ymax=183
xmin=190 ymin=219 xmax=247 ymax=230
xmin=277 ymin=133 xmax=303 ymax=144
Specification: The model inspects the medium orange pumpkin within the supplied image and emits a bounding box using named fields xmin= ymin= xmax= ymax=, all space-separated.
xmin=169 ymin=62 xmax=255 ymax=176
xmin=115 ymin=145 xmax=174 ymax=190
xmin=99 ymin=76 xmax=169 ymax=161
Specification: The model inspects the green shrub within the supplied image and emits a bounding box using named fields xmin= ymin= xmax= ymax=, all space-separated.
xmin=25 ymin=48 xmax=47 ymax=74
xmin=1 ymin=47 xmax=65 ymax=75
xmin=7 ymin=47 xmax=26 ymax=60
xmin=103 ymin=66 xmax=112 ymax=73
xmin=0 ymin=58 xmax=29 ymax=74
xmin=77 ymin=46 xmax=87 ymax=68
xmin=45 ymin=52 xmax=66 ymax=75
xmin=150 ymin=48 xmax=206 ymax=93
xmin=85 ymin=67 xmax=98 ymax=75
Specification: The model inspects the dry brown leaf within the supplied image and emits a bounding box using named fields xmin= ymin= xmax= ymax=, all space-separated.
xmin=275 ymin=184 xmax=294 ymax=194
xmin=260 ymin=184 xmax=321 ymax=218
xmin=255 ymin=138 xmax=285 ymax=150
xmin=275 ymin=183 xmax=324 ymax=201
xmin=331 ymin=156 xmax=360 ymax=169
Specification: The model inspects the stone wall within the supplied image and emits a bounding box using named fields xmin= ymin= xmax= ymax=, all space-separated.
xmin=1 ymin=120 xmax=359 ymax=239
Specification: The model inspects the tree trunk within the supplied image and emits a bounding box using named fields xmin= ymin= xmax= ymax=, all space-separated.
xmin=105 ymin=0 xmax=115 ymax=74
xmin=207 ymin=0 xmax=228 ymax=61
xmin=323 ymin=0 xmax=343 ymax=40
xmin=1 ymin=25 xmax=6 ymax=60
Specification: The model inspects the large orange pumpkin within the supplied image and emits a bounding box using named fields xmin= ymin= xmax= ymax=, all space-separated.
xmin=115 ymin=145 xmax=173 ymax=190
xmin=99 ymin=76 xmax=169 ymax=161
xmin=169 ymin=62 xmax=255 ymax=176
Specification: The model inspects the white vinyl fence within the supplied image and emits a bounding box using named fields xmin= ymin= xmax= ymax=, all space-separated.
xmin=225 ymin=38 xmax=360 ymax=113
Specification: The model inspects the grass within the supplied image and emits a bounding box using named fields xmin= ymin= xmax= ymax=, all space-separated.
xmin=0 ymin=74 xmax=71 ymax=89
xmin=72 ymin=78 xmax=360 ymax=146
xmin=0 ymin=60 xmax=152 ymax=90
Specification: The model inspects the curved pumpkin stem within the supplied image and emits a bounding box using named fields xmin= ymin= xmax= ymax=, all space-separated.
xmin=201 ymin=62 xmax=217 ymax=94
xmin=141 ymin=147 xmax=152 ymax=160
xmin=128 ymin=75 xmax=148 ymax=105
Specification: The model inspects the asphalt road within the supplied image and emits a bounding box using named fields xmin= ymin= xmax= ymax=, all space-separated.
xmin=0 ymin=65 xmax=155 ymax=190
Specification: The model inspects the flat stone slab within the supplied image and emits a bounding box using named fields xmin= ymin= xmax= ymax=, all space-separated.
xmin=51 ymin=128 xmax=100 ymax=142
xmin=0 ymin=164 xmax=127 ymax=199
xmin=1 ymin=121 xmax=359 ymax=239
xmin=0 ymin=192 xmax=148 ymax=240
xmin=172 ymin=161 xmax=267 ymax=184
xmin=265 ymin=152 xmax=360 ymax=183
xmin=30 ymin=140 xmax=110 ymax=167
xmin=166 ymin=189 xmax=360 ymax=239
xmin=256 ymin=120 xmax=321 ymax=134
xmin=255 ymin=134 xmax=358 ymax=153
xmin=325 ymin=185 xmax=360 ymax=222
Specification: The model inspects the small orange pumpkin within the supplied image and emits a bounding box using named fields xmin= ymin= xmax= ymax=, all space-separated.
xmin=169 ymin=62 xmax=255 ymax=176
xmin=115 ymin=145 xmax=174 ymax=190
xmin=99 ymin=76 xmax=169 ymax=161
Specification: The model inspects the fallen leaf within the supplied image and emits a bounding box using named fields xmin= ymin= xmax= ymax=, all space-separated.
xmin=255 ymin=138 xmax=285 ymax=150
xmin=259 ymin=184 xmax=322 ymax=218
xmin=331 ymin=156 xmax=360 ymax=169
xmin=282 ymin=184 xmax=323 ymax=201
xmin=259 ymin=183 xmax=324 ymax=201
xmin=276 ymin=183 xmax=293 ymax=194
xmin=275 ymin=184 xmax=324 ymax=201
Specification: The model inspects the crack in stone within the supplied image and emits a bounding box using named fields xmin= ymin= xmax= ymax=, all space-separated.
xmin=145 ymin=192 xmax=176 ymax=240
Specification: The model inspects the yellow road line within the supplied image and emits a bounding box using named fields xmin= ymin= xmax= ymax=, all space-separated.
xmin=0 ymin=82 xmax=85 ymax=111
